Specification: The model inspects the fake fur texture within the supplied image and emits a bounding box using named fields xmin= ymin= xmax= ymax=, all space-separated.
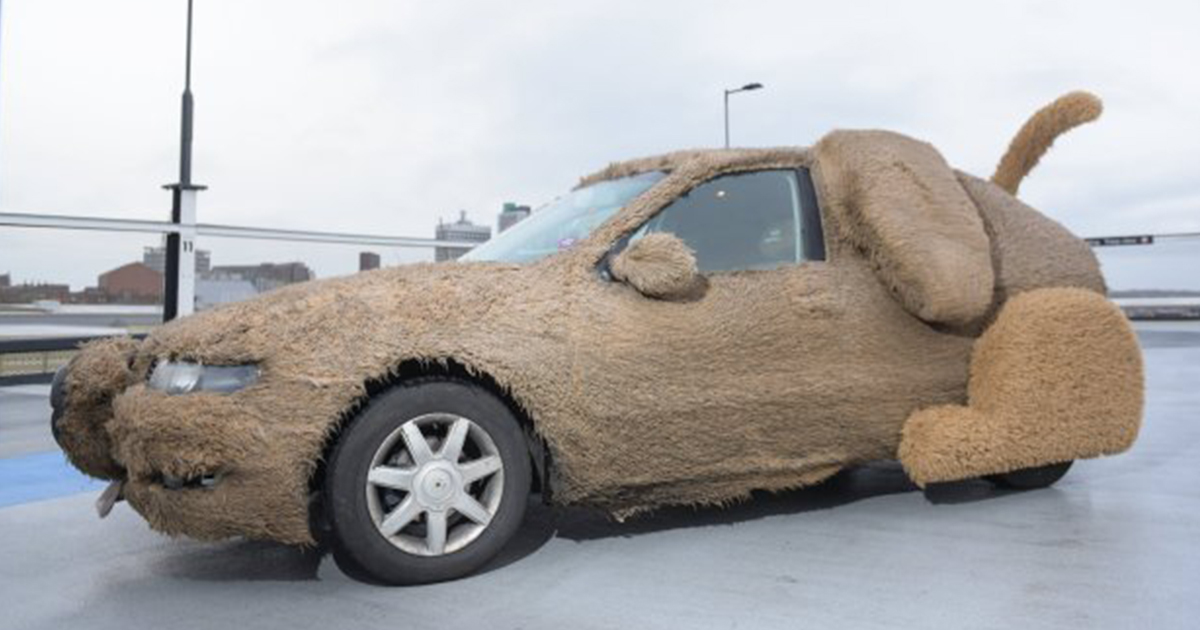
xmin=55 ymin=92 xmax=1141 ymax=545
xmin=899 ymin=288 xmax=1143 ymax=486
xmin=992 ymin=91 xmax=1103 ymax=195
xmin=813 ymin=130 xmax=994 ymax=326
xmin=608 ymin=232 xmax=704 ymax=300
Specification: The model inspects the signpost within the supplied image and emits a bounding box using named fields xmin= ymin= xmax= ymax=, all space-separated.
xmin=1085 ymin=235 xmax=1155 ymax=247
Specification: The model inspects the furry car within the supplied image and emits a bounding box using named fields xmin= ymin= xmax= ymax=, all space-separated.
xmin=51 ymin=92 xmax=1143 ymax=584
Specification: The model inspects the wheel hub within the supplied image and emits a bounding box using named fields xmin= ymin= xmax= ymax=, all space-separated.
xmin=413 ymin=462 xmax=461 ymax=509
xmin=364 ymin=413 xmax=506 ymax=557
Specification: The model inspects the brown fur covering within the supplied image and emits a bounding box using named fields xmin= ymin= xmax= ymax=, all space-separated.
xmin=56 ymin=336 xmax=141 ymax=479
xmin=899 ymin=288 xmax=1143 ymax=486
xmin=608 ymin=232 xmax=702 ymax=300
xmin=991 ymin=91 xmax=1103 ymax=195
xmin=111 ymin=386 xmax=310 ymax=541
xmin=958 ymin=172 xmax=1106 ymax=312
xmin=55 ymin=94 xmax=1138 ymax=545
xmin=813 ymin=131 xmax=994 ymax=326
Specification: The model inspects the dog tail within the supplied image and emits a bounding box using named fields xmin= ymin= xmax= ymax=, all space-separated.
xmin=992 ymin=91 xmax=1102 ymax=195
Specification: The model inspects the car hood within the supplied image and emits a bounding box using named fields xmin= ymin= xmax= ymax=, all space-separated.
xmin=138 ymin=259 xmax=564 ymax=369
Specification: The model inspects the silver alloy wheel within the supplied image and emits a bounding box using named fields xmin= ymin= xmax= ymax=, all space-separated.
xmin=365 ymin=413 xmax=505 ymax=556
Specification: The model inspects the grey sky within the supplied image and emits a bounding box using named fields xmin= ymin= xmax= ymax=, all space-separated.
xmin=1 ymin=0 xmax=1198 ymax=290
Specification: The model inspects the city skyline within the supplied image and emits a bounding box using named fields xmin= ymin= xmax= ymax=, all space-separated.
xmin=0 ymin=204 xmax=526 ymax=296
xmin=0 ymin=243 xmax=316 ymax=307
xmin=0 ymin=202 xmax=525 ymax=291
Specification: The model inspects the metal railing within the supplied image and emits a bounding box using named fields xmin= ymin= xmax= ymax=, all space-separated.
xmin=0 ymin=335 xmax=147 ymax=385
xmin=1 ymin=211 xmax=479 ymax=385
xmin=0 ymin=211 xmax=480 ymax=249
xmin=1085 ymin=232 xmax=1200 ymax=247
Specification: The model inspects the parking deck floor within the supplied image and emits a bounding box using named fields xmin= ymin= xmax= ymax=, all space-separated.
xmin=2 ymin=322 xmax=1198 ymax=630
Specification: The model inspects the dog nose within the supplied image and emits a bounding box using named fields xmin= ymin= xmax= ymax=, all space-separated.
xmin=50 ymin=365 xmax=69 ymax=447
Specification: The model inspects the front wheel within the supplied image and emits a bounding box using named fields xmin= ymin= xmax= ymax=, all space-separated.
xmin=985 ymin=460 xmax=1073 ymax=490
xmin=324 ymin=379 xmax=531 ymax=585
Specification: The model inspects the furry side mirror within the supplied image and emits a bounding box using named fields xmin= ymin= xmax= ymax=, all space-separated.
xmin=610 ymin=233 xmax=704 ymax=300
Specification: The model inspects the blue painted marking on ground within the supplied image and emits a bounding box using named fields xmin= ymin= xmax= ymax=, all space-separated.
xmin=0 ymin=451 xmax=105 ymax=508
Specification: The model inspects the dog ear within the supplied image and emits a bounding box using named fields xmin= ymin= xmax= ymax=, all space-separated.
xmin=814 ymin=130 xmax=994 ymax=326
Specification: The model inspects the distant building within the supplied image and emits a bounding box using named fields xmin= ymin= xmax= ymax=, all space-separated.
xmin=0 ymin=280 xmax=70 ymax=304
xmin=435 ymin=211 xmax=491 ymax=262
xmin=98 ymin=262 xmax=163 ymax=304
xmin=360 ymin=252 xmax=381 ymax=272
xmin=195 ymin=278 xmax=259 ymax=311
xmin=72 ymin=286 xmax=110 ymax=304
xmin=498 ymin=202 xmax=532 ymax=233
xmin=143 ymin=245 xmax=211 ymax=275
xmin=207 ymin=262 xmax=314 ymax=293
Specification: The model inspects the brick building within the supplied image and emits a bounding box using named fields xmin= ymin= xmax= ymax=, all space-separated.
xmin=98 ymin=262 xmax=163 ymax=303
xmin=0 ymin=281 xmax=70 ymax=304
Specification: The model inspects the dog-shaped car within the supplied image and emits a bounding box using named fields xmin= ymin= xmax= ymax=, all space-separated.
xmin=51 ymin=91 xmax=1143 ymax=584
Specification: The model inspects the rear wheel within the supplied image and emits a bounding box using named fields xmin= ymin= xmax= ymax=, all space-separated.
xmin=985 ymin=461 xmax=1073 ymax=490
xmin=324 ymin=379 xmax=531 ymax=585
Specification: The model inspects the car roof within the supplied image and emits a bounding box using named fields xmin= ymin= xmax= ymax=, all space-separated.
xmin=575 ymin=147 xmax=810 ymax=190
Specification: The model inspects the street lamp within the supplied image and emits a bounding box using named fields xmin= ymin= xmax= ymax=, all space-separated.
xmin=723 ymin=82 xmax=763 ymax=149
xmin=162 ymin=0 xmax=206 ymax=321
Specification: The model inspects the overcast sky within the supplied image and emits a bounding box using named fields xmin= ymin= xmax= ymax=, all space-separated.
xmin=1 ymin=0 xmax=1198 ymax=290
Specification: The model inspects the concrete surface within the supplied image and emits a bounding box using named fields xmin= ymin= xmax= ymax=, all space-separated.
xmin=0 ymin=385 xmax=57 ymax=457
xmin=1 ymin=322 xmax=1198 ymax=630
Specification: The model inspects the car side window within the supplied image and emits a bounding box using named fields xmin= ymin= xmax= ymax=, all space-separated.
xmin=630 ymin=168 xmax=825 ymax=273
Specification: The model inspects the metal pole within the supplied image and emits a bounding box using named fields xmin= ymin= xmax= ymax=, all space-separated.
xmin=180 ymin=0 xmax=194 ymax=187
xmin=163 ymin=0 xmax=204 ymax=322
xmin=0 ymin=0 xmax=6 ymax=175
xmin=723 ymin=83 xmax=763 ymax=149
xmin=723 ymin=90 xmax=730 ymax=149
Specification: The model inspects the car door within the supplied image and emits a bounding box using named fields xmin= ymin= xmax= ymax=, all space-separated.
xmin=565 ymin=167 xmax=858 ymax=504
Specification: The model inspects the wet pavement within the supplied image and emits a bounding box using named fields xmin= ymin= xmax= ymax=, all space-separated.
xmin=2 ymin=322 xmax=1198 ymax=630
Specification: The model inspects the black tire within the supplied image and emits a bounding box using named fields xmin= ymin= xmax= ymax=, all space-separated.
xmin=985 ymin=460 xmax=1073 ymax=490
xmin=324 ymin=378 xmax=531 ymax=585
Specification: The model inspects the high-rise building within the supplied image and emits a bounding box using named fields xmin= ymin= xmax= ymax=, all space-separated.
xmin=498 ymin=202 xmax=532 ymax=233
xmin=360 ymin=252 xmax=381 ymax=271
xmin=435 ymin=211 xmax=491 ymax=262
xmin=143 ymin=245 xmax=211 ymax=275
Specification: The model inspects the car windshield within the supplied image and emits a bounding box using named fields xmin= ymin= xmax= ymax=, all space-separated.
xmin=461 ymin=171 xmax=665 ymax=264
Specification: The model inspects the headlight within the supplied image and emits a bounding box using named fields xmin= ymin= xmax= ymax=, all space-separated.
xmin=148 ymin=361 xmax=260 ymax=395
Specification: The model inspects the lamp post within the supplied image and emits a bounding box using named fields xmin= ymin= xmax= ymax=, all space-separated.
xmin=162 ymin=0 xmax=205 ymax=321
xmin=723 ymin=82 xmax=763 ymax=148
